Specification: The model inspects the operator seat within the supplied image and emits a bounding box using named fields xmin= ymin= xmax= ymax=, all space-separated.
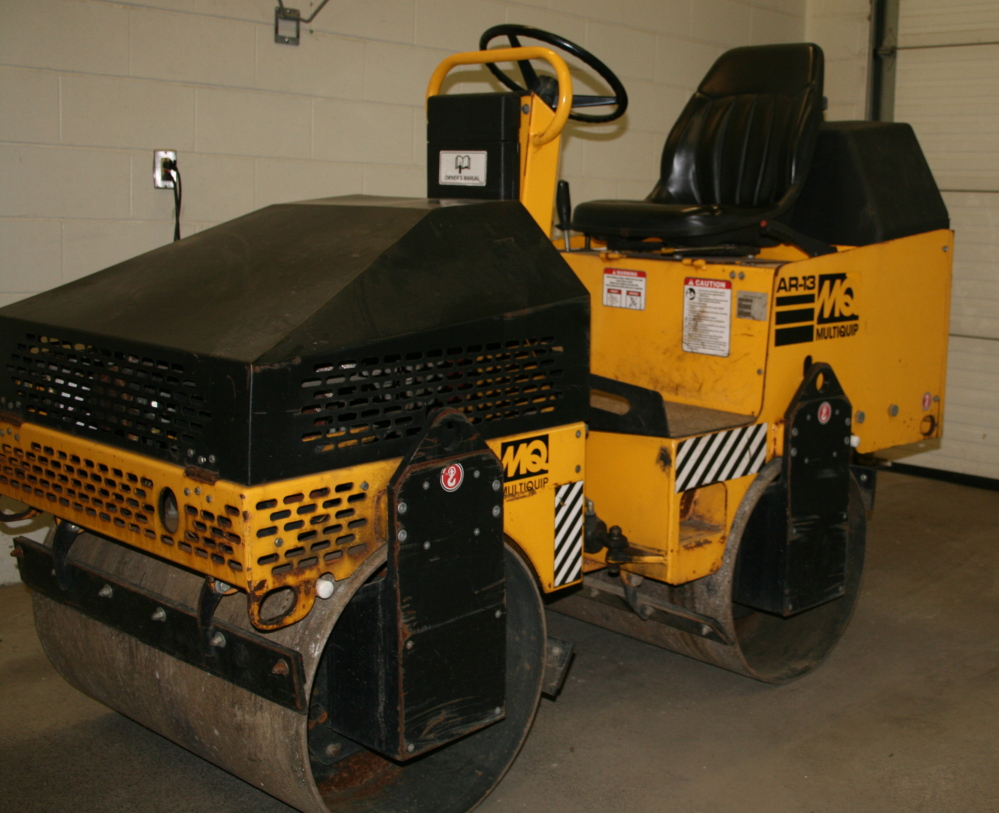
xmin=570 ymin=43 xmax=824 ymax=250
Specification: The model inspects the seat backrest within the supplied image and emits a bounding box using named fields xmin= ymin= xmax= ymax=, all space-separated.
xmin=649 ymin=44 xmax=823 ymax=211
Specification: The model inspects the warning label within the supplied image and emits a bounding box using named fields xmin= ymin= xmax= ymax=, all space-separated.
xmin=603 ymin=268 xmax=646 ymax=310
xmin=683 ymin=277 xmax=732 ymax=357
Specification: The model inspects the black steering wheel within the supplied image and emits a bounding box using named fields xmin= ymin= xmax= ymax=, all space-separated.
xmin=479 ymin=25 xmax=628 ymax=123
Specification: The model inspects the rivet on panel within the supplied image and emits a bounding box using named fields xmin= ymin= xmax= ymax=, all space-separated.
xmin=98 ymin=584 xmax=113 ymax=599
xmin=151 ymin=607 xmax=167 ymax=622
xmin=491 ymin=505 xmax=501 ymax=517
xmin=398 ymin=529 xmax=408 ymax=542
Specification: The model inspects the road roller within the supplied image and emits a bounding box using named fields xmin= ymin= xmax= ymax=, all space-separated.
xmin=1 ymin=27 xmax=952 ymax=812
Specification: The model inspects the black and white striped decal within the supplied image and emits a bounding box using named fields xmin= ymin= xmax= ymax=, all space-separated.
xmin=674 ymin=423 xmax=768 ymax=493
xmin=553 ymin=480 xmax=584 ymax=587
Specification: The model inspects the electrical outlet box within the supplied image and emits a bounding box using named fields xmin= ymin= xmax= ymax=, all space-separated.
xmin=154 ymin=150 xmax=177 ymax=189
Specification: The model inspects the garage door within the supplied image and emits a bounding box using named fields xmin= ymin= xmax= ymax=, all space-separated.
xmin=889 ymin=0 xmax=999 ymax=480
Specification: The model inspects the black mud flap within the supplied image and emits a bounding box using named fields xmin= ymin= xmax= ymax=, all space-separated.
xmin=733 ymin=363 xmax=853 ymax=617
xmin=327 ymin=409 xmax=506 ymax=760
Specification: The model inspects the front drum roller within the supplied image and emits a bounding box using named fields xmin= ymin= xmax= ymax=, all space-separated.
xmin=552 ymin=458 xmax=866 ymax=684
xmin=30 ymin=531 xmax=546 ymax=813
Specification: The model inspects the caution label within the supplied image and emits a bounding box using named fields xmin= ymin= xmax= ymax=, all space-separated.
xmin=683 ymin=277 xmax=731 ymax=357
xmin=602 ymin=268 xmax=646 ymax=310
xmin=438 ymin=151 xmax=487 ymax=186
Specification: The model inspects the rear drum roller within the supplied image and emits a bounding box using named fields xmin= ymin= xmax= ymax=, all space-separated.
xmin=551 ymin=458 xmax=866 ymax=684
xmin=30 ymin=533 xmax=545 ymax=813
xmin=724 ymin=459 xmax=867 ymax=683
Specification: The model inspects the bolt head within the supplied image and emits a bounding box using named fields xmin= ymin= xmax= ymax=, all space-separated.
xmin=397 ymin=501 xmax=407 ymax=515
xmin=397 ymin=528 xmax=408 ymax=542
xmin=405 ymin=639 xmax=414 ymax=650
xmin=492 ymin=505 xmax=501 ymax=517
xmin=492 ymin=479 xmax=501 ymax=492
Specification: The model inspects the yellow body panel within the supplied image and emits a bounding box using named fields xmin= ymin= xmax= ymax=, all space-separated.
xmin=0 ymin=418 xmax=586 ymax=626
xmin=761 ymin=230 xmax=953 ymax=453
xmin=563 ymin=229 xmax=952 ymax=586
xmin=0 ymin=418 xmax=396 ymax=627
xmin=584 ymin=431 xmax=755 ymax=584
xmin=486 ymin=422 xmax=586 ymax=591
xmin=563 ymin=229 xmax=952 ymax=452
xmin=566 ymin=253 xmax=774 ymax=417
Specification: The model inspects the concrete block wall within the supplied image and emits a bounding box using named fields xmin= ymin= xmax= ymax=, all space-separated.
xmin=3 ymin=0 xmax=872 ymax=584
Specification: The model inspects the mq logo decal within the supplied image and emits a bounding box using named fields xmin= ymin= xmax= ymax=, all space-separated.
xmin=500 ymin=434 xmax=549 ymax=499
xmin=775 ymin=272 xmax=860 ymax=346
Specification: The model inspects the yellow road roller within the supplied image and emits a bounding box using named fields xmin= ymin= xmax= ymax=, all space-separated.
xmin=1 ymin=27 xmax=952 ymax=813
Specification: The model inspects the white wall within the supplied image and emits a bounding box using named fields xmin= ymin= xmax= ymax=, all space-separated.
xmin=2 ymin=0 xmax=851 ymax=584
xmin=805 ymin=0 xmax=871 ymax=121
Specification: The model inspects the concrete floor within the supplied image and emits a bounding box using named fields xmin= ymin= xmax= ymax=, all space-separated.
xmin=1 ymin=471 xmax=997 ymax=812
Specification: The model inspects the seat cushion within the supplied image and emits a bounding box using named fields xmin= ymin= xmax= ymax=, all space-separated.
xmin=571 ymin=199 xmax=771 ymax=242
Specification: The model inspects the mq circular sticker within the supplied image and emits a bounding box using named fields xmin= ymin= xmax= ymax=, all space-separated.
xmin=817 ymin=401 xmax=832 ymax=425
